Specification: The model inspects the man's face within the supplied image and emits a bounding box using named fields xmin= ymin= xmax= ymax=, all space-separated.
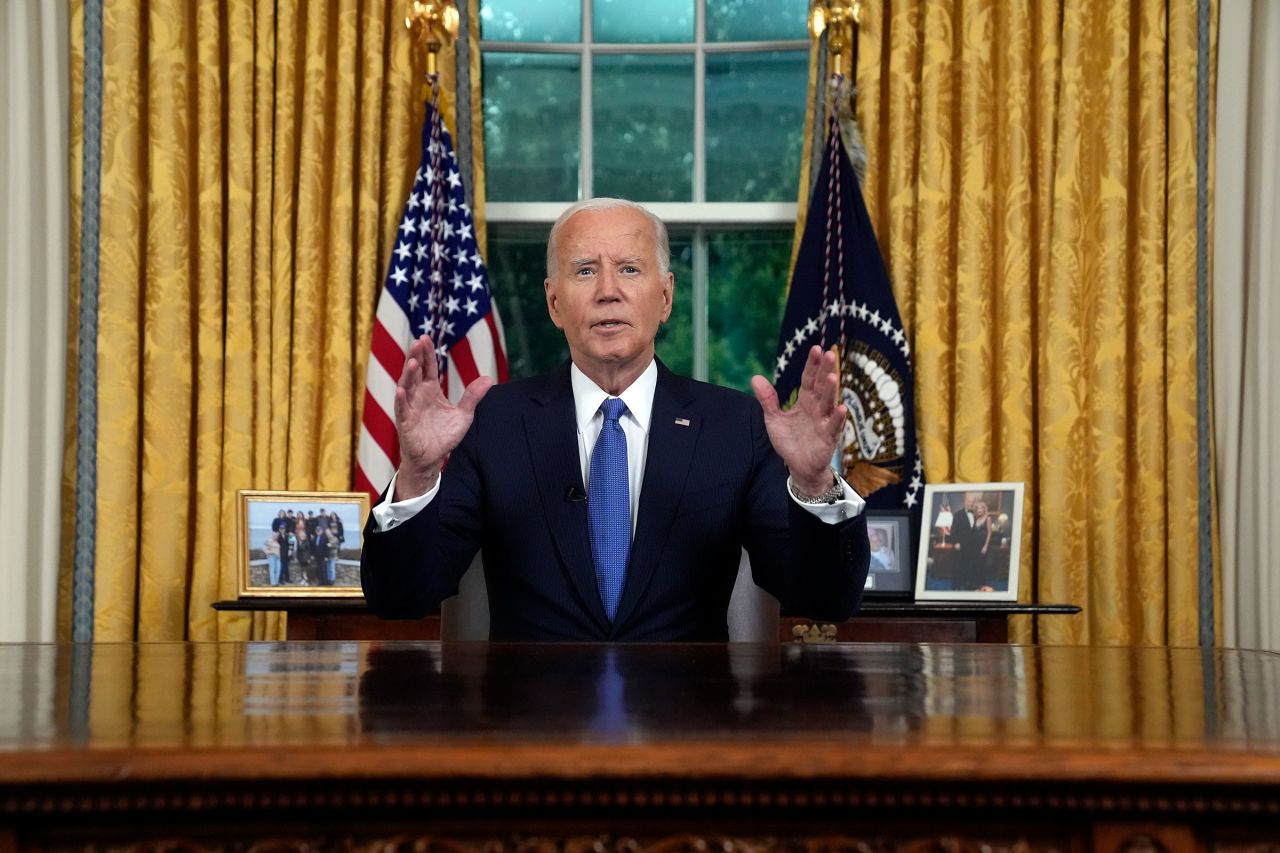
xmin=544 ymin=206 xmax=673 ymax=379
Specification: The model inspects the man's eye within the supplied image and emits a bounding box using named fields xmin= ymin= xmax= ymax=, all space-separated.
xmin=576 ymin=268 xmax=595 ymax=276
xmin=622 ymin=266 xmax=639 ymax=274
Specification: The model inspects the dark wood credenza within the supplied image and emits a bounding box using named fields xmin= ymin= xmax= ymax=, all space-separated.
xmin=1 ymin=640 xmax=1279 ymax=852
xmin=215 ymin=598 xmax=1080 ymax=643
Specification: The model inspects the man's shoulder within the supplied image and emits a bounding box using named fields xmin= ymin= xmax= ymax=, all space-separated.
xmin=477 ymin=367 xmax=569 ymax=412
xmin=657 ymin=365 xmax=758 ymax=416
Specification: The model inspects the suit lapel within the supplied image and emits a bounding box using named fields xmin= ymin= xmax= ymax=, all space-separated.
xmin=613 ymin=365 xmax=700 ymax=631
xmin=525 ymin=364 xmax=611 ymax=634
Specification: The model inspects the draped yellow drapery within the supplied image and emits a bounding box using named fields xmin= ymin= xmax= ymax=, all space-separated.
xmin=845 ymin=0 xmax=1218 ymax=644
xmin=64 ymin=0 xmax=466 ymax=640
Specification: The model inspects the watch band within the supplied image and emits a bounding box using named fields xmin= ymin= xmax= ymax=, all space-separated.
xmin=789 ymin=470 xmax=844 ymax=505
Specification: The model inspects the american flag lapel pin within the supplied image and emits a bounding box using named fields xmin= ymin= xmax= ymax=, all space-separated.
xmin=674 ymin=417 xmax=691 ymax=427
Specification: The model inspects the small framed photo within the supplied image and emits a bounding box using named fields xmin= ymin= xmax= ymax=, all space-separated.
xmin=863 ymin=510 xmax=914 ymax=598
xmin=915 ymin=483 xmax=1024 ymax=601
xmin=237 ymin=490 xmax=370 ymax=598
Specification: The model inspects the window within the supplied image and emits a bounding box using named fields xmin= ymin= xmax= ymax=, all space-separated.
xmin=481 ymin=0 xmax=809 ymax=390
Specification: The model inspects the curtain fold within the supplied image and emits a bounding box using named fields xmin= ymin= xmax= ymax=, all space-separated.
xmin=1215 ymin=0 xmax=1280 ymax=652
xmin=0 ymin=0 xmax=69 ymax=642
xmin=854 ymin=0 xmax=1218 ymax=644
xmin=65 ymin=0 xmax=463 ymax=640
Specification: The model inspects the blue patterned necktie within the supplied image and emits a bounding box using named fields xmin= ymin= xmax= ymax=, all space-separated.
xmin=588 ymin=397 xmax=630 ymax=622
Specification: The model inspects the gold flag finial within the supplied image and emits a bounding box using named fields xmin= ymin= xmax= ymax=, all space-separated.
xmin=406 ymin=0 xmax=460 ymax=77
xmin=808 ymin=0 xmax=862 ymax=78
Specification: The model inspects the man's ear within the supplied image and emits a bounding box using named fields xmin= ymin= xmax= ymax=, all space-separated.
xmin=545 ymin=278 xmax=563 ymax=329
xmin=660 ymin=271 xmax=674 ymax=323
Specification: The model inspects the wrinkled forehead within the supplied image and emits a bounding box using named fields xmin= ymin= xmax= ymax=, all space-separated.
xmin=556 ymin=209 xmax=656 ymax=261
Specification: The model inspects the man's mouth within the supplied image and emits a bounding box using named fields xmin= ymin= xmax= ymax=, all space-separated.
xmin=593 ymin=320 xmax=627 ymax=329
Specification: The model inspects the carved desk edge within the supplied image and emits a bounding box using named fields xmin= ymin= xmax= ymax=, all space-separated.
xmin=4 ymin=764 xmax=1280 ymax=829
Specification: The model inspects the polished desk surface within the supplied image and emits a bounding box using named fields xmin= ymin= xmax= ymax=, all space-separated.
xmin=2 ymin=641 xmax=1279 ymax=792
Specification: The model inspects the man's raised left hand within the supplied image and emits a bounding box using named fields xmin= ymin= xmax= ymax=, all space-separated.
xmin=750 ymin=345 xmax=846 ymax=497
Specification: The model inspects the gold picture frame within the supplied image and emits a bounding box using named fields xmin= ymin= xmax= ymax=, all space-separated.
xmin=236 ymin=490 xmax=370 ymax=598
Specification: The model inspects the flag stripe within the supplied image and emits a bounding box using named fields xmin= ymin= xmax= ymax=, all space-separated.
xmin=371 ymin=314 xmax=409 ymax=380
xmin=361 ymin=389 xmax=400 ymax=466
xmin=363 ymin=356 xmax=399 ymax=418
xmin=355 ymin=450 xmax=389 ymax=499
xmin=485 ymin=311 xmax=509 ymax=381
xmin=374 ymin=287 xmax=414 ymax=338
xmin=449 ymin=335 xmax=480 ymax=389
xmin=355 ymin=427 xmax=395 ymax=496
xmin=357 ymin=426 xmax=396 ymax=482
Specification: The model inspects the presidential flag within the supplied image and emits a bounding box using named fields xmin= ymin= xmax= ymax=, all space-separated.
xmin=355 ymin=96 xmax=508 ymax=501
xmin=773 ymin=89 xmax=924 ymax=518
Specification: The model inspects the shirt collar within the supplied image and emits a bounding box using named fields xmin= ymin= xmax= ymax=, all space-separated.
xmin=570 ymin=359 xmax=657 ymax=434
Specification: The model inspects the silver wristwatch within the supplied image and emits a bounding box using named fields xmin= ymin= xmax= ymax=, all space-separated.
xmin=789 ymin=471 xmax=844 ymax=505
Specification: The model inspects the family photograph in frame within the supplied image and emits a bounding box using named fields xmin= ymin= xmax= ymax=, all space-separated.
xmin=863 ymin=510 xmax=914 ymax=598
xmin=915 ymin=483 xmax=1024 ymax=601
xmin=237 ymin=490 xmax=370 ymax=598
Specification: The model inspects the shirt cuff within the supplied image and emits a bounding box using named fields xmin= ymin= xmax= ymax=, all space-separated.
xmin=786 ymin=474 xmax=866 ymax=524
xmin=370 ymin=471 xmax=441 ymax=531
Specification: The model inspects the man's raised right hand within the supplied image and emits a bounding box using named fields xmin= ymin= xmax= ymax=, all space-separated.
xmin=393 ymin=333 xmax=494 ymax=501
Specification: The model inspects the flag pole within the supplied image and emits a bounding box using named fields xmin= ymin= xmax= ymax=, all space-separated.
xmin=781 ymin=2 xmax=923 ymax=511
xmin=807 ymin=0 xmax=863 ymax=82
xmin=808 ymin=1 xmax=865 ymax=407
xmin=807 ymin=0 xmax=867 ymax=463
xmin=406 ymin=0 xmax=461 ymax=372
xmin=356 ymin=0 xmax=510 ymax=500
xmin=405 ymin=0 xmax=460 ymax=81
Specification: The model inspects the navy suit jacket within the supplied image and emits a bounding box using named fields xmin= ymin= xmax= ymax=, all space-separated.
xmin=361 ymin=361 xmax=870 ymax=641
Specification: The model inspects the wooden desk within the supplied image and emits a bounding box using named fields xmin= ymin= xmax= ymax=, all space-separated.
xmin=215 ymin=599 xmax=1080 ymax=643
xmin=1 ymin=641 xmax=1278 ymax=852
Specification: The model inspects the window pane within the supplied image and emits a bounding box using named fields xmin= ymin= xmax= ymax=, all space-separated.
xmin=594 ymin=0 xmax=693 ymax=43
xmin=486 ymin=225 xmax=568 ymax=379
xmin=706 ymin=0 xmax=808 ymax=41
xmin=707 ymin=229 xmax=792 ymax=392
xmin=655 ymin=234 xmax=693 ymax=376
xmin=705 ymin=51 xmax=807 ymax=202
xmin=479 ymin=0 xmax=581 ymax=42
xmin=483 ymin=53 xmax=580 ymax=201
xmin=593 ymin=54 xmax=694 ymax=202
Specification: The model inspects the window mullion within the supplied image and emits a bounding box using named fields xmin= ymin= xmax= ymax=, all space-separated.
xmin=580 ymin=0 xmax=593 ymax=199
xmin=692 ymin=226 xmax=709 ymax=381
xmin=693 ymin=0 xmax=706 ymax=205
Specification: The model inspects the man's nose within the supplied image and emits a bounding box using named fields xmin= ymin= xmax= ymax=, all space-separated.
xmin=594 ymin=270 xmax=623 ymax=300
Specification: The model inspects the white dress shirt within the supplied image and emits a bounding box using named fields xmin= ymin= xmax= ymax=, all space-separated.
xmin=371 ymin=358 xmax=864 ymax=531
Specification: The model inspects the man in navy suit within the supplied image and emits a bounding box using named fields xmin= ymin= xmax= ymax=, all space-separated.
xmin=361 ymin=198 xmax=870 ymax=640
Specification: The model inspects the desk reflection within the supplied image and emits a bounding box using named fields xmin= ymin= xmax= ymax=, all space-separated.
xmin=3 ymin=642 xmax=1279 ymax=754
xmin=357 ymin=642 xmax=910 ymax=740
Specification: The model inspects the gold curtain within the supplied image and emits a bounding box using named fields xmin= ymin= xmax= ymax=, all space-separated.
xmin=846 ymin=0 xmax=1217 ymax=644
xmin=64 ymin=0 xmax=462 ymax=640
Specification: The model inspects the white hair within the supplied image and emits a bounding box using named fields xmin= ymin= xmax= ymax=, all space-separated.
xmin=545 ymin=197 xmax=671 ymax=277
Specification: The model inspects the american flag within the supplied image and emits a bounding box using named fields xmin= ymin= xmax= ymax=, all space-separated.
xmin=355 ymin=95 xmax=508 ymax=501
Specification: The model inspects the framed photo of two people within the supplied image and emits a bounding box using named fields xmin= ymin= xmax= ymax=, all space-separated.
xmin=915 ymin=482 xmax=1024 ymax=601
